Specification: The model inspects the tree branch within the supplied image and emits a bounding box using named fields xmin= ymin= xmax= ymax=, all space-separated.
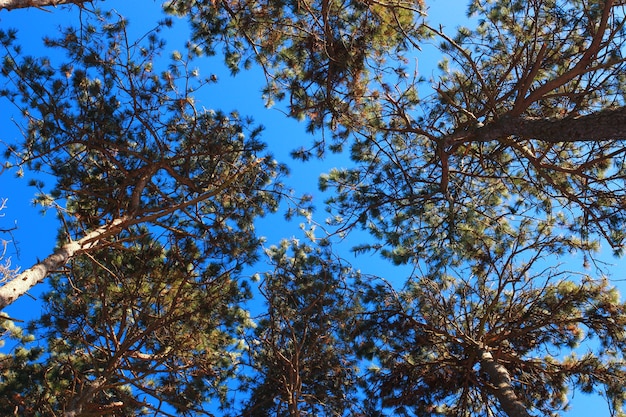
xmin=0 ymin=158 xmax=264 ymax=311
xmin=0 ymin=217 xmax=128 ymax=310
xmin=447 ymin=105 xmax=626 ymax=146
xmin=511 ymin=0 xmax=615 ymax=115
xmin=0 ymin=0 xmax=91 ymax=10
xmin=479 ymin=348 xmax=535 ymax=417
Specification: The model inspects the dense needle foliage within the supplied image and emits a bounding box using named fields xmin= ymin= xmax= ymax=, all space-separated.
xmin=2 ymin=1 xmax=626 ymax=416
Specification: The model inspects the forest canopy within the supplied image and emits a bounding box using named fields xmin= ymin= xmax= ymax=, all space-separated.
xmin=2 ymin=1 xmax=626 ymax=416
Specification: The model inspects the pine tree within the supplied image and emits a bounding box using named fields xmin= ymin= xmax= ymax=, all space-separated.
xmin=1 ymin=230 xmax=257 ymax=415
xmin=181 ymin=0 xmax=626 ymax=415
xmin=240 ymin=239 xmax=361 ymax=416
xmin=0 ymin=10 xmax=285 ymax=308
xmin=0 ymin=8 xmax=285 ymax=415
xmin=4 ymin=0 xmax=626 ymax=416
xmin=166 ymin=0 xmax=426 ymax=144
xmin=354 ymin=219 xmax=626 ymax=417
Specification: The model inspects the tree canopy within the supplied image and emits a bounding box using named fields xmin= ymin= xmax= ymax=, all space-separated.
xmin=2 ymin=0 xmax=626 ymax=416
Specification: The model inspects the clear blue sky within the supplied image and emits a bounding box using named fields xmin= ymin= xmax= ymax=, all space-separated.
xmin=0 ymin=0 xmax=623 ymax=415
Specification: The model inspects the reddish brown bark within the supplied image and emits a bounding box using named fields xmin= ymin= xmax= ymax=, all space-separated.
xmin=479 ymin=348 xmax=535 ymax=417
xmin=448 ymin=106 xmax=626 ymax=146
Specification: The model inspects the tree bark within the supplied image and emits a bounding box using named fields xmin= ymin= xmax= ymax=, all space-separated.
xmin=0 ymin=0 xmax=91 ymax=10
xmin=479 ymin=348 xmax=534 ymax=417
xmin=64 ymin=376 xmax=107 ymax=417
xmin=0 ymin=217 xmax=127 ymax=310
xmin=0 ymin=159 xmax=262 ymax=310
xmin=447 ymin=105 xmax=626 ymax=145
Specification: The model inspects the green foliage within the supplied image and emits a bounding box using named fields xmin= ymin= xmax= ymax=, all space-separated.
xmin=0 ymin=7 xmax=285 ymax=416
xmin=1 ymin=233 xmax=250 ymax=415
xmin=239 ymin=239 xmax=362 ymax=416
xmin=314 ymin=0 xmax=626 ymax=269
xmin=353 ymin=229 xmax=626 ymax=416
xmin=165 ymin=0 xmax=428 ymax=153
xmin=0 ymin=12 xmax=284 ymax=239
xmin=3 ymin=1 xmax=626 ymax=417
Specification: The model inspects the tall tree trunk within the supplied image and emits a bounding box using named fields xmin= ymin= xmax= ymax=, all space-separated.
xmin=447 ymin=105 xmax=626 ymax=145
xmin=0 ymin=160 xmax=261 ymax=310
xmin=0 ymin=217 xmax=127 ymax=310
xmin=478 ymin=348 xmax=534 ymax=417
xmin=0 ymin=158 xmax=263 ymax=311
xmin=0 ymin=0 xmax=91 ymax=10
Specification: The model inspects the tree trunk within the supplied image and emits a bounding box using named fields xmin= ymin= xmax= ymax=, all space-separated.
xmin=0 ymin=217 xmax=126 ymax=310
xmin=0 ymin=0 xmax=91 ymax=10
xmin=447 ymin=105 xmax=626 ymax=145
xmin=478 ymin=348 xmax=534 ymax=417
xmin=0 ymin=160 xmax=262 ymax=310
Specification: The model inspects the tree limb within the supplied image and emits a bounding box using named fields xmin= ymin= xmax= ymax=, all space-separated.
xmin=0 ymin=0 xmax=91 ymax=10
xmin=447 ymin=105 xmax=626 ymax=146
xmin=0 ymin=158 xmax=264 ymax=311
xmin=479 ymin=347 xmax=535 ymax=417
xmin=0 ymin=217 xmax=128 ymax=310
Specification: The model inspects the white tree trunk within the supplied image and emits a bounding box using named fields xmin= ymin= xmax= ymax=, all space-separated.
xmin=0 ymin=160 xmax=261 ymax=310
xmin=0 ymin=0 xmax=91 ymax=10
xmin=0 ymin=217 xmax=126 ymax=310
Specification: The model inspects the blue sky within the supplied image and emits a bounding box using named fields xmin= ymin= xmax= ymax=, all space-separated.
xmin=0 ymin=0 xmax=624 ymax=415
